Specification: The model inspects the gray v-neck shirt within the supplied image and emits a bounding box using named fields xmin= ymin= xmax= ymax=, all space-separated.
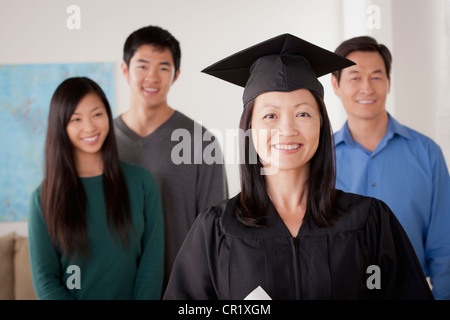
xmin=114 ymin=110 xmax=228 ymax=291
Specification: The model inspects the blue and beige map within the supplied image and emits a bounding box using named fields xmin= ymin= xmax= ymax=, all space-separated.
xmin=0 ymin=62 xmax=115 ymax=221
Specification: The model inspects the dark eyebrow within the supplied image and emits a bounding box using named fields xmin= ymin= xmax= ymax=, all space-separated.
xmin=348 ymin=69 xmax=384 ymax=75
xmin=91 ymin=106 xmax=102 ymax=112
xmin=72 ymin=106 xmax=102 ymax=115
xmin=136 ymin=59 xmax=172 ymax=67
xmin=261 ymin=102 xmax=313 ymax=109
xmin=294 ymin=102 xmax=315 ymax=109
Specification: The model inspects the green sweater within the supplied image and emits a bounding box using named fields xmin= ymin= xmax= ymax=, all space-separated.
xmin=28 ymin=161 xmax=164 ymax=300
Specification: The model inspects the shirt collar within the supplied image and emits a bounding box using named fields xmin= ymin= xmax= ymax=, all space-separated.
xmin=334 ymin=122 xmax=350 ymax=146
xmin=387 ymin=113 xmax=412 ymax=140
xmin=334 ymin=113 xmax=412 ymax=147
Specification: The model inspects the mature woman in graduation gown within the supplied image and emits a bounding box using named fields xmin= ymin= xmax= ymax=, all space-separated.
xmin=163 ymin=34 xmax=434 ymax=300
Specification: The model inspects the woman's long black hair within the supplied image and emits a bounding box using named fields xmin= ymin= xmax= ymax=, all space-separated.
xmin=236 ymin=90 xmax=338 ymax=228
xmin=40 ymin=77 xmax=132 ymax=259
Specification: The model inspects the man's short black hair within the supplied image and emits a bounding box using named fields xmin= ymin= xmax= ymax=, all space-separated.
xmin=123 ymin=25 xmax=181 ymax=73
xmin=332 ymin=36 xmax=392 ymax=84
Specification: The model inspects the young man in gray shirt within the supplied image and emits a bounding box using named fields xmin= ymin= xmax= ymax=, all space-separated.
xmin=115 ymin=25 xmax=228 ymax=293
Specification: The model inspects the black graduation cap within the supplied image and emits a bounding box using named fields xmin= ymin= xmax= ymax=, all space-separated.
xmin=202 ymin=33 xmax=355 ymax=105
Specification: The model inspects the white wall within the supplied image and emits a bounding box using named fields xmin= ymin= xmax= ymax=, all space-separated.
xmin=0 ymin=0 xmax=344 ymax=198
xmin=1 ymin=0 xmax=448 ymax=233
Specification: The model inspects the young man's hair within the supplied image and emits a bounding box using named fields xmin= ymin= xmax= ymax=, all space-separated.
xmin=41 ymin=77 xmax=132 ymax=259
xmin=332 ymin=36 xmax=392 ymax=84
xmin=236 ymin=90 xmax=339 ymax=228
xmin=123 ymin=25 xmax=181 ymax=73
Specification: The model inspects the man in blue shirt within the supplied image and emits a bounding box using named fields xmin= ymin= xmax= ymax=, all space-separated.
xmin=331 ymin=36 xmax=450 ymax=299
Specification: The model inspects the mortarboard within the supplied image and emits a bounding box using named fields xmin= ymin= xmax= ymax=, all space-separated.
xmin=202 ymin=33 xmax=355 ymax=105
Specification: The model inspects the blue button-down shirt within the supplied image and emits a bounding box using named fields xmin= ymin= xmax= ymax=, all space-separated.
xmin=334 ymin=114 xmax=450 ymax=299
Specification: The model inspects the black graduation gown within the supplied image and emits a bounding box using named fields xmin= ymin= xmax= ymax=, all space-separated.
xmin=163 ymin=190 xmax=434 ymax=300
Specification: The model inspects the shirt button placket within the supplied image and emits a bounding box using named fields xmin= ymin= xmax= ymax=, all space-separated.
xmin=368 ymin=154 xmax=377 ymax=195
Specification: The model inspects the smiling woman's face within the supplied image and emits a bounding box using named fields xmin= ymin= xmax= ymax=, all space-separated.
xmin=251 ymin=88 xmax=321 ymax=173
xmin=66 ymin=92 xmax=109 ymax=160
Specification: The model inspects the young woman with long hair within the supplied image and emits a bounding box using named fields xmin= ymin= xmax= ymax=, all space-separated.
xmin=28 ymin=77 xmax=164 ymax=299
